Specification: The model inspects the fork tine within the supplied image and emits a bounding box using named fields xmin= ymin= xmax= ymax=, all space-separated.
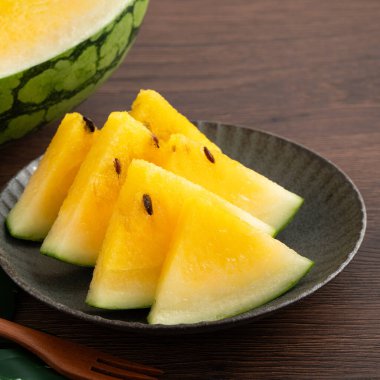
xmin=91 ymin=362 xmax=160 ymax=380
xmin=97 ymin=356 xmax=163 ymax=377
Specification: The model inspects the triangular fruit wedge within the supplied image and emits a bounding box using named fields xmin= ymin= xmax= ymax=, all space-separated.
xmin=41 ymin=112 xmax=158 ymax=266
xmin=130 ymin=89 xmax=220 ymax=151
xmin=156 ymin=134 xmax=303 ymax=233
xmin=148 ymin=196 xmax=313 ymax=325
xmin=6 ymin=113 xmax=97 ymax=241
xmin=86 ymin=160 xmax=274 ymax=309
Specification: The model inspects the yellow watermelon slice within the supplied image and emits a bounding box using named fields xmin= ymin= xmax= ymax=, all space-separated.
xmin=148 ymin=196 xmax=313 ymax=325
xmin=6 ymin=113 xmax=97 ymax=241
xmin=41 ymin=112 xmax=156 ymax=266
xmin=130 ymin=89 xmax=220 ymax=151
xmin=86 ymin=159 xmax=274 ymax=309
xmin=157 ymin=134 xmax=303 ymax=233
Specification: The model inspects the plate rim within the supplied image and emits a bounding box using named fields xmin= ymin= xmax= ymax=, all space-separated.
xmin=0 ymin=121 xmax=367 ymax=334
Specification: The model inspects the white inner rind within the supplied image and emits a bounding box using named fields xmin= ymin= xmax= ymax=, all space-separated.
xmin=0 ymin=0 xmax=132 ymax=78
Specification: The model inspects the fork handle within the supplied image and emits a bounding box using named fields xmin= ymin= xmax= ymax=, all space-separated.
xmin=0 ymin=317 xmax=88 ymax=379
xmin=0 ymin=318 xmax=162 ymax=380
xmin=0 ymin=318 xmax=70 ymax=363
xmin=0 ymin=317 xmax=58 ymax=353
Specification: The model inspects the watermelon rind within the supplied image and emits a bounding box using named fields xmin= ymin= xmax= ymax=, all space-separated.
xmin=274 ymin=196 xmax=304 ymax=236
xmin=4 ymin=218 xmax=43 ymax=242
xmin=40 ymin=248 xmax=96 ymax=268
xmin=0 ymin=0 xmax=149 ymax=145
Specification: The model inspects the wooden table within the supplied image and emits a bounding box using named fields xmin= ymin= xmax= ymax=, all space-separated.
xmin=1 ymin=1 xmax=379 ymax=378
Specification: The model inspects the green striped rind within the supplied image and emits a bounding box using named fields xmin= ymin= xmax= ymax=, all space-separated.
xmin=0 ymin=0 xmax=149 ymax=145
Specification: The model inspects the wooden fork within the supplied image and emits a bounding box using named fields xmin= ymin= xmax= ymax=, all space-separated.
xmin=0 ymin=318 xmax=163 ymax=380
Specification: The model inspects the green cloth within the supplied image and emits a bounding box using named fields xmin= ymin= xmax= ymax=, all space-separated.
xmin=0 ymin=349 xmax=65 ymax=379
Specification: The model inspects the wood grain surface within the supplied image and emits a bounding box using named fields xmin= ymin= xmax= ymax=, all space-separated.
xmin=1 ymin=1 xmax=379 ymax=378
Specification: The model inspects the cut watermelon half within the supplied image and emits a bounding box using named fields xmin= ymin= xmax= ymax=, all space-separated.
xmin=0 ymin=0 xmax=149 ymax=144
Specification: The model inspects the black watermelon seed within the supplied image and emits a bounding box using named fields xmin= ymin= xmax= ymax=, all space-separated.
xmin=143 ymin=121 xmax=151 ymax=130
xmin=203 ymin=146 xmax=215 ymax=163
xmin=143 ymin=194 xmax=153 ymax=215
xmin=83 ymin=116 xmax=95 ymax=133
xmin=113 ymin=158 xmax=121 ymax=176
xmin=152 ymin=133 xmax=160 ymax=148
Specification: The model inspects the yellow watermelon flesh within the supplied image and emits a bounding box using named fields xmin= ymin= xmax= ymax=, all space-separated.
xmin=148 ymin=196 xmax=313 ymax=325
xmin=130 ymin=89 xmax=220 ymax=151
xmin=86 ymin=159 xmax=274 ymax=309
xmin=157 ymin=134 xmax=303 ymax=233
xmin=41 ymin=112 xmax=157 ymax=266
xmin=6 ymin=113 xmax=97 ymax=241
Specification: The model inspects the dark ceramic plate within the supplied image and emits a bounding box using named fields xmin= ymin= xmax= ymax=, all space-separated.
xmin=0 ymin=122 xmax=366 ymax=334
